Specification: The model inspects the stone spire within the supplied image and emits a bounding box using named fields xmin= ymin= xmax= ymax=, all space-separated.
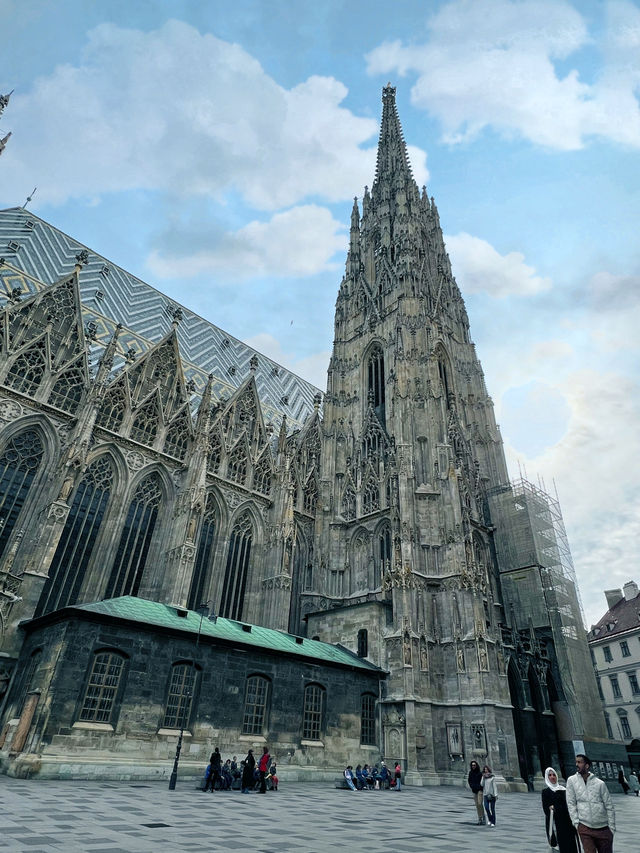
xmin=373 ymin=84 xmax=414 ymax=190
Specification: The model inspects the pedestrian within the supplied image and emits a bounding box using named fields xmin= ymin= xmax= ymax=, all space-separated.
xmin=481 ymin=764 xmax=498 ymax=827
xmin=566 ymin=753 xmax=616 ymax=853
xmin=207 ymin=746 xmax=222 ymax=792
xmin=241 ymin=748 xmax=255 ymax=793
xmin=617 ymin=769 xmax=629 ymax=795
xmin=393 ymin=760 xmax=402 ymax=792
xmin=628 ymin=771 xmax=640 ymax=796
xmin=542 ymin=767 xmax=580 ymax=852
xmin=258 ymin=745 xmax=271 ymax=794
xmin=468 ymin=760 xmax=484 ymax=825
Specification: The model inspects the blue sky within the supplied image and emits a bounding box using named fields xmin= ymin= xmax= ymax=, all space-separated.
xmin=1 ymin=0 xmax=639 ymax=626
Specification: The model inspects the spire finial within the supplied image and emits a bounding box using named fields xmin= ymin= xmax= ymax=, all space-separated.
xmin=0 ymin=91 xmax=13 ymax=118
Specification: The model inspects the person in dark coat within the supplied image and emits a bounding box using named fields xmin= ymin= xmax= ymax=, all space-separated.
xmin=542 ymin=767 xmax=579 ymax=852
xmin=241 ymin=749 xmax=256 ymax=793
xmin=468 ymin=760 xmax=484 ymax=824
xmin=618 ymin=768 xmax=630 ymax=794
xmin=208 ymin=747 xmax=222 ymax=792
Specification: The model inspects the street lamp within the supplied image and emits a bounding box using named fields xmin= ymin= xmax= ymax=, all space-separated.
xmin=168 ymin=600 xmax=216 ymax=790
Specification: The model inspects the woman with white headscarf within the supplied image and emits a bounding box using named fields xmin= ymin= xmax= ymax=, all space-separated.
xmin=541 ymin=767 xmax=580 ymax=852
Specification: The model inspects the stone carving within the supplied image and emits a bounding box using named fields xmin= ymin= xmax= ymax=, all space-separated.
xmin=126 ymin=450 xmax=145 ymax=471
xmin=0 ymin=399 xmax=23 ymax=421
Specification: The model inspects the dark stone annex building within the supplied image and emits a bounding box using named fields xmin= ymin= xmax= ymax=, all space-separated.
xmin=0 ymin=87 xmax=626 ymax=785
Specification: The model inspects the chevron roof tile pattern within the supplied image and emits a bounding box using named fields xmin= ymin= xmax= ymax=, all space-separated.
xmin=0 ymin=207 xmax=320 ymax=429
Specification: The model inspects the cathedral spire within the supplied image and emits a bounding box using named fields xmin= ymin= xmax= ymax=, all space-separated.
xmin=0 ymin=91 xmax=12 ymax=118
xmin=373 ymin=84 xmax=414 ymax=190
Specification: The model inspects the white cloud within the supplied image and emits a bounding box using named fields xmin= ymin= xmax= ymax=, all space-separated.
xmin=366 ymin=0 xmax=640 ymax=150
xmin=1 ymin=20 xmax=401 ymax=209
xmin=445 ymin=232 xmax=551 ymax=297
xmin=147 ymin=204 xmax=346 ymax=280
xmin=243 ymin=332 xmax=329 ymax=389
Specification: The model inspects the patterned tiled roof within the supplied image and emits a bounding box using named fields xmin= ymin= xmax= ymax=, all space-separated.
xmin=0 ymin=207 xmax=321 ymax=429
xmin=50 ymin=596 xmax=382 ymax=672
xmin=589 ymin=587 xmax=640 ymax=640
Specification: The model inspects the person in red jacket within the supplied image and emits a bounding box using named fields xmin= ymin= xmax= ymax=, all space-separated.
xmin=258 ymin=746 xmax=271 ymax=794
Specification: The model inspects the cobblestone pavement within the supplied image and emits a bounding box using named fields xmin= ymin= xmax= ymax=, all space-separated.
xmin=1 ymin=777 xmax=639 ymax=852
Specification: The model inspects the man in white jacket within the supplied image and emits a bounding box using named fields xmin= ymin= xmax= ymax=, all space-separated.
xmin=566 ymin=754 xmax=616 ymax=853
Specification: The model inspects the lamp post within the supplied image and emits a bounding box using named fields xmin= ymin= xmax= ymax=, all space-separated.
xmin=168 ymin=601 xmax=215 ymax=791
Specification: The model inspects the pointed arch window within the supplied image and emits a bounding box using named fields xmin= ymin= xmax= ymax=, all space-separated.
xmin=130 ymin=399 xmax=159 ymax=446
xmin=227 ymin=444 xmax=247 ymax=485
xmin=378 ymin=525 xmax=392 ymax=580
xmin=164 ymin=412 xmax=190 ymax=460
xmin=36 ymin=456 xmax=114 ymax=616
xmin=208 ymin=432 xmax=222 ymax=473
xmin=187 ymin=493 xmax=217 ymax=611
xmin=0 ymin=429 xmax=45 ymax=560
xmin=49 ymin=366 xmax=85 ymax=413
xmin=342 ymin=486 xmax=355 ymax=521
xmin=362 ymin=477 xmax=379 ymax=514
xmin=438 ymin=355 xmax=451 ymax=406
xmin=353 ymin=531 xmax=370 ymax=591
xmin=220 ymin=513 xmax=253 ymax=620
xmin=96 ymin=381 xmax=127 ymax=432
xmin=367 ymin=344 xmax=385 ymax=425
xmin=105 ymin=473 xmax=162 ymax=599
xmin=303 ymin=475 xmax=318 ymax=515
xmin=253 ymin=454 xmax=272 ymax=496
xmin=5 ymin=340 xmax=47 ymax=396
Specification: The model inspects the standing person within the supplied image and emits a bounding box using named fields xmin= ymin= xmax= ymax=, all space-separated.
xmin=258 ymin=745 xmax=271 ymax=794
xmin=241 ymin=748 xmax=255 ymax=793
xmin=628 ymin=771 xmax=640 ymax=796
xmin=481 ymin=765 xmax=498 ymax=827
xmin=617 ymin=769 xmax=629 ymax=794
xmin=566 ymin=754 xmax=616 ymax=853
xmin=468 ymin=760 xmax=485 ymax=825
xmin=541 ymin=767 xmax=580 ymax=852
xmin=209 ymin=747 xmax=222 ymax=792
xmin=394 ymin=760 xmax=402 ymax=792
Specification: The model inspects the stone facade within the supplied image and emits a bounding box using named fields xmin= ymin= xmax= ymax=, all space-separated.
xmin=0 ymin=85 xmax=619 ymax=785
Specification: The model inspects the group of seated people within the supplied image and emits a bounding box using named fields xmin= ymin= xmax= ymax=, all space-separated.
xmin=203 ymin=756 xmax=278 ymax=791
xmin=344 ymin=762 xmax=396 ymax=790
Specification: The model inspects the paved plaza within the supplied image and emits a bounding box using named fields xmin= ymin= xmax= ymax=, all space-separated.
xmin=1 ymin=777 xmax=639 ymax=852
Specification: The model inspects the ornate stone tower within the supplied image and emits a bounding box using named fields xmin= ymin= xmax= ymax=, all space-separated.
xmin=306 ymin=85 xmax=520 ymax=785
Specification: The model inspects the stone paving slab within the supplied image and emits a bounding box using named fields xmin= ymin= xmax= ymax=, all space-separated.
xmin=1 ymin=778 xmax=639 ymax=852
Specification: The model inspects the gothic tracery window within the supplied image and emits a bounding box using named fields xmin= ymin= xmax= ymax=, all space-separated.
xmin=0 ymin=429 xmax=45 ymax=560
xmin=367 ymin=344 xmax=385 ymax=425
xmin=5 ymin=341 xmax=47 ymax=396
xmin=208 ymin=432 xmax=222 ymax=473
xmin=362 ymin=477 xmax=379 ymax=514
xmin=219 ymin=513 xmax=253 ymax=620
xmin=105 ymin=473 xmax=163 ymax=599
xmin=252 ymin=454 xmax=272 ymax=496
xmin=164 ymin=411 xmax=190 ymax=460
xmin=48 ymin=366 xmax=85 ymax=413
xmin=378 ymin=525 xmax=392 ymax=580
xmin=130 ymin=399 xmax=159 ymax=446
xmin=187 ymin=493 xmax=217 ymax=611
xmin=36 ymin=456 xmax=114 ymax=616
xmin=96 ymin=381 xmax=127 ymax=432
xmin=227 ymin=444 xmax=247 ymax=485
xmin=303 ymin=475 xmax=318 ymax=515
xmin=342 ymin=486 xmax=356 ymax=521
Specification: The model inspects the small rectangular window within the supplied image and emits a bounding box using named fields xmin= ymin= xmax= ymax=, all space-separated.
xmin=621 ymin=641 xmax=631 ymax=658
xmin=603 ymin=646 xmax=613 ymax=662
xmin=621 ymin=716 xmax=632 ymax=738
xmin=628 ymin=672 xmax=640 ymax=695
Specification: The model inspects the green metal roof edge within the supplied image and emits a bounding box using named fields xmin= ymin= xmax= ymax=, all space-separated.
xmin=66 ymin=596 xmax=382 ymax=673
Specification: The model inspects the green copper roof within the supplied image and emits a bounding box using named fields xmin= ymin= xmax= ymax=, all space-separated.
xmin=68 ymin=596 xmax=381 ymax=673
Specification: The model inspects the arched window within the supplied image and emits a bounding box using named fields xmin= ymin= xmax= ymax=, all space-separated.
xmin=163 ymin=662 xmax=197 ymax=729
xmin=5 ymin=341 xmax=47 ymax=396
xmin=130 ymin=399 xmax=159 ymax=446
xmin=219 ymin=513 xmax=253 ymax=620
xmin=79 ymin=650 xmax=126 ymax=724
xmin=357 ymin=628 xmax=368 ymax=658
xmin=96 ymin=381 xmax=127 ymax=432
xmin=362 ymin=478 xmax=379 ymax=514
xmin=227 ymin=444 xmax=247 ymax=485
xmin=187 ymin=493 xmax=217 ymax=611
xmin=36 ymin=456 xmax=114 ymax=616
xmin=367 ymin=345 xmax=385 ymax=425
xmin=302 ymin=683 xmax=325 ymax=740
xmin=49 ymin=366 xmax=85 ymax=413
xmin=378 ymin=525 xmax=392 ymax=579
xmin=342 ymin=486 xmax=355 ymax=521
xmin=105 ymin=473 xmax=163 ymax=599
xmin=242 ymin=675 xmax=270 ymax=735
xmin=0 ymin=429 xmax=45 ymax=560
xmin=164 ymin=413 xmax=190 ymax=460
xmin=361 ymin=693 xmax=376 ymax=745
xmin=353 ymin=531 xmax=369 ymax=590
xmin=438 ymin=354 xmax=451 ymax=407
xmin=253 ymin=454 xmax=272 ymax=496
xmin=303 ymin=475 xmax=318 ymax=515
xmin=208 ymin=432 xmax=222 ymax=473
